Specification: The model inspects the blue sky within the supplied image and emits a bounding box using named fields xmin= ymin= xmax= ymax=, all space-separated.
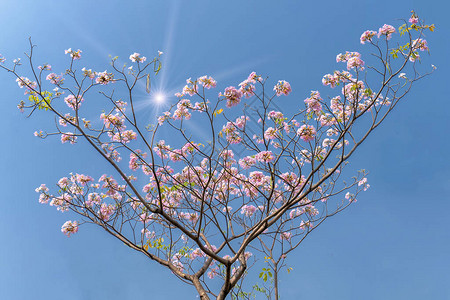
xmin=0 ymin=1 xmax=449 ymax=299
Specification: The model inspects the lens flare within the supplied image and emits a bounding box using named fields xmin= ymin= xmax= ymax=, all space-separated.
xmin=154 ymin=92 xmax=166 ymax=103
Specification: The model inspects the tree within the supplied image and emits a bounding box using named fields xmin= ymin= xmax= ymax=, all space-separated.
xmin=1 ymin=12 xmax=434 ymax=299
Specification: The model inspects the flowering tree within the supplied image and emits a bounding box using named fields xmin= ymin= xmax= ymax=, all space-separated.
xmin=1 ymin=12 xmax=434 ymax=300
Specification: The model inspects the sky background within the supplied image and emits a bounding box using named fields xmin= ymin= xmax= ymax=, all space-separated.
xmin=0 ymin=0 xmax=449 ymax=299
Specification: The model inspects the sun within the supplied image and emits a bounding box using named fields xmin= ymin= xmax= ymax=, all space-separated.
xmin=154 ymin=92 xmax=166 ymax=104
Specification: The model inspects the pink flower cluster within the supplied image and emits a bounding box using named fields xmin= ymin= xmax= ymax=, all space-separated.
xmin=64 ymin=94 xmax=84 ymax=110
xmin=304 ymin=91 xmax=323 ymax=113
xmin=61 ymin=220 xmax=78 ymax=237
xmin=255 ymin=151 xmax=275 ymax=163
xmin=173 ymin=99 xmax=192 ymax=120
xmin=241 ymin=204 xmax=257 ymax=217
xmin=409 ymin=17 xmax=418 ymax=24
xmin=179 ymin=78 xmax=199 ymax=97
xmin=377 ymin=24 xmax=396 ymax=40
xmin=412 ymin=38 xmax=429 ymax=52
xmin=346 ymin=56 xmax=365 ymax=71
xmin=297 ymin=124 xmax=316 ymax=142
xmin=336 ymin=52 xmax=365 ymax=71
xmin=16 ymin=77 xmax=37 ymax=91
xmin=273 ymin=80 xmax=292 ymax=96
xmin=65 ymin=48 xmax=82 ymax=60
xmin=96 ymin=71 xmax=114 ymax=85
xmin=268 ymin=110 xmax=284 ymax=121
xmin=264 ymin=127 xmax=278 ymax=140
xmin=238 ymin=156 xmax=256 ymax=169
xmin=197 ymin=76 xmax=217 ymax=89
xmin=38 ymin=64 xmax=52 ymax=71
xmin=280 ymin=232 xmax=292 ymax=240
xmin=129 ymin=52 xmax=147 ymax=63
xmin=221 ymin=116 xmax=249 ymax=144
xmin=112 ymin=130 xmax=137 ymax=143
xmin=360 ymin=30 xmax=377 ymax=44
xmin=221 ymin=86 xmax=243 ymax=108
xmin=35 ymin=184 xmax=50 ymax=204
xmin=239 ymin=72 xmax=261 ymax=98
xmin=82 ymin=68 xmax=96 ymax=79
xmin=179 ymin=212 xmax=199 ymax=223
xmin=358 ymin=177 xmax=370 ymax=191
xmin=99 ymin=203 xmax=115 ymax=221
xmin=61 ymin=132 xmax=77 ymax=144
xmin=46 ymin=73 xmax=64 ymax=85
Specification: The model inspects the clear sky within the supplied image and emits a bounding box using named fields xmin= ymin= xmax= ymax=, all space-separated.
xmin=0 ymin=1 xmax=449 ymax=299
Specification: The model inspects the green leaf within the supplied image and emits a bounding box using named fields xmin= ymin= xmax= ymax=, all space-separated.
xmin=28 ymin=91 xmax=53 ymax=111
xmin=154 ymin=61 xmax=162 ymax=75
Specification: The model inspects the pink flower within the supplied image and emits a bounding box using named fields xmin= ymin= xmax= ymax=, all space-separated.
xmin=412 ymin=39 xmax=428 ymax=51
xmin=239 ymin=79 xmax=256 ymax=98
xmin=345 ymin=192 xmax=356 ymax=202
xmin=38 ymin=64 xmax=52 ymax=71
xmin=297 ymin=125 xmax=316 ymax=142
xmin=173 ymin=99 xmax=192 ymax=120
xmin=35 ymin=184 xmax=50 ymax=204
xmin=378 ymin=24 xmax=396 ymax=40
xmin=304 ymin=91 xmax=323 ymax=113
xmin=264 ymin=127 xmax=278 ymax=140
xmin=268 ymin=110 xmax=284 ymax=121
xmin=409 ymin=17 xmax=418 ymax=24
xmin=76 ymin=174 xmax=93 ymax=186
xmin=358 ymin=177 xmax=370 ymax=191
xmin=61 ymin=132 xmax=77 ymax=144
xmin=96 ymin=71 xmax=113 ymax=85
xmin=179 ymin=212 xmax=199 ymax=223
xmin=61 ymin=220 xmax=78 ymax=237
xmin=16 ymin=77 xmax=37 ymax=90
xmin=64 ymin=94 xmax=84 ymax=110
xmin=360 ymin=30 xmax=377 ymax=44
xmin=197 ymin=75 xmax=217 ymax=89
xmin=129 ymin=52 xmax=147 ymax=63
xmin=239 ymin=156 xmax=256 ymax=169
xmin=190 ymin=248 xmax=206 ymax=259
xmin=46 ymin=73 xmax=64 ymax=85
xmin=300 ymin=220 xmax=313 ymax=230
xmin=221 ymin=86 xmax=243 ymax=108
xmin=280 ymin=232 xmax=292 ymax=240
xmin=82 ymin=68 xmax=96 ymax=79
xmin=255 ymin=151 xmax=275 ymax=163
xmin=246 ymin=71 xmax=261 ymax=83
xmin=98 ymin=203 xmax=115 ymax=221
xmin=220 ymin=149 xmax=235 ymax=160
xmin=65 ymin=48 xmax=82 ymax=60
xmin=273 ymin=80 xmax=292 ymax=96
xmin=112 ymin=130 xmax=137 ymax=143
xmin=347 ymin=56 xmax=365 ymax=71
xmin=35 ymin=184 xmax=49 ymax=193
xmin=181 ymin=78 xmax=198 ymax=96
xmin=86 ymin=192 xmax=101 ymax=207
xmin=241 ymin=205 xmax=257 ymax=217
xmin=141 ymin=229 xmax=155 ymax=239
xmin=322 ymin=73 xmax=339 ymax=88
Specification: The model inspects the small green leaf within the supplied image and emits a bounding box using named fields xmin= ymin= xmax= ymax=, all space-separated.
xmin=154 ymin=61 xmax=162 ymax=75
